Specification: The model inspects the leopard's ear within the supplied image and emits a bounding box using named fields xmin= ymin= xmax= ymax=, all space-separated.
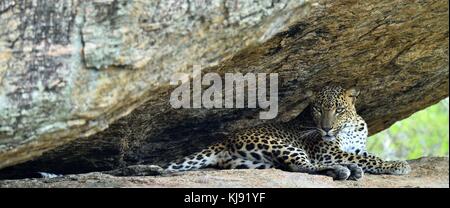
xmin=345 ymin=87 xmax=360 ymax=104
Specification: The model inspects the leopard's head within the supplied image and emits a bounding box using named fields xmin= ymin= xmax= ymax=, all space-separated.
xmin=310 ymin=86 xmax=360 ymax=141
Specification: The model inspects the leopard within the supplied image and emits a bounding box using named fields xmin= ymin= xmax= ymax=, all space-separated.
xmin=311 ymin=86 xmax=369 ymax=155
xmin=162 ymin=85 xmax=411 ymax=180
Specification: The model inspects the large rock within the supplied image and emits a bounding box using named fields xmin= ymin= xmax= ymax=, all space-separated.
xmin=0 ymin=0 xmax=313 ymax=169
xmin=0 ymin=0 xmax=448 ymax=175
xmin=0 ymin=157 xmax=447 ymax=188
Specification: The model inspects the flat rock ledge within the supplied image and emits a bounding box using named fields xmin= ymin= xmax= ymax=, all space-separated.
xmin=0 ymin=157 xmax=447 ymax=188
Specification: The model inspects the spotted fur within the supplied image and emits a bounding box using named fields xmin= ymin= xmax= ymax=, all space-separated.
xmin=165 ymin=86 xmax=411 ymax=180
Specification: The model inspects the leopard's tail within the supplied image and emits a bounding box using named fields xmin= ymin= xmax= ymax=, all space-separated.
xmin=164 ymin=142 xmax=229 ymax=172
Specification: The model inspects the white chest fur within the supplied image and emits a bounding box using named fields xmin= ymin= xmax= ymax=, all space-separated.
xmin=336 ymin=117 xmax=368 ymax=154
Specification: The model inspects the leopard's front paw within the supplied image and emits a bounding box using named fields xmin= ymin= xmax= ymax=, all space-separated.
xmin=387 ymin=160 xmax=411 ymax=175
xmin=343 ymin=164 xmax=364 ymax=180
xmin=326 ymin=165 xmax=351 ymax=180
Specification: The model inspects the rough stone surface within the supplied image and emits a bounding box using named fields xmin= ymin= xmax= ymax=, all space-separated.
xmin=0 ymin=0 xmax=311 ymax=169
xmin=0 ymin=0 xmax=448 ymax=174
xmin=0 ymin=157 xmax=447 ymax=188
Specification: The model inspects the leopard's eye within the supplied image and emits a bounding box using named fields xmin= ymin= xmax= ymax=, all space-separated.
xmin=336 ymin=107 xmax=344 ymax=113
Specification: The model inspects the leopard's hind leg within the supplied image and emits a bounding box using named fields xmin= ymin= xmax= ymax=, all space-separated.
xmin=273 ymin=145 xmax=355 ymax=180
xmin=221 ymin=156 xmax=274 ymax=169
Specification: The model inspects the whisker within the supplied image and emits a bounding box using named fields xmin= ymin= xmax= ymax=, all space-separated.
xmin=298 ymin=129 xmax=320 ymax=139
xmin=297 ymin=125 xmax=319 ymax=130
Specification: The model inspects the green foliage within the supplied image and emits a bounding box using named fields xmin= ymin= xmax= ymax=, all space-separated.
xmin=368 ymin=98 xmax=449 ymax=160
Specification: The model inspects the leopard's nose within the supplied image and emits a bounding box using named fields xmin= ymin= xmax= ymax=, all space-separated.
xmin=322 ymin=127 xmax=332 ymax=132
